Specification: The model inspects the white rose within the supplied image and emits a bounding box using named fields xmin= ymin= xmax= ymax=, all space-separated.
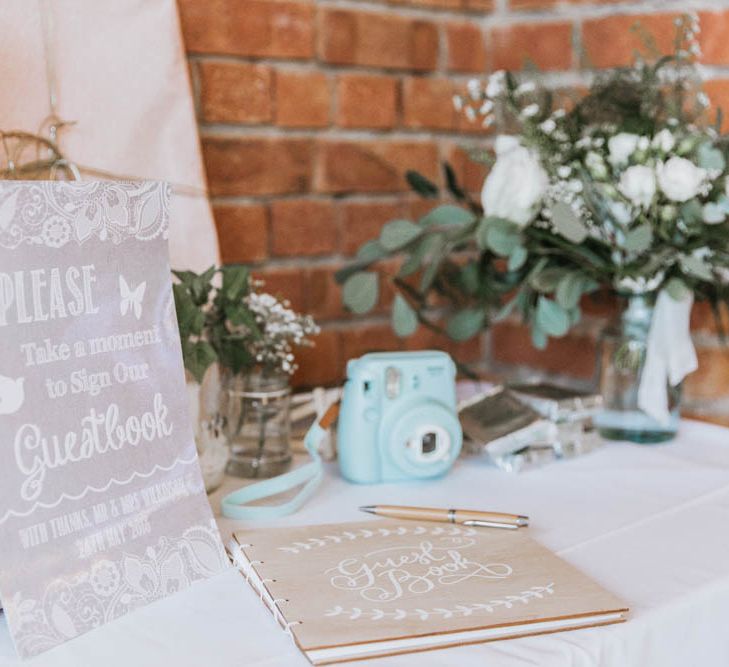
xmin=481 ymin=136 xmax=548 ymax=227
xmin=656 ymin=157 xmax=707 ymax=202
xmin=608 ymin=133 xmax=640 ymax=166
xmin=619 ymin=165 xmax=656 ymax=209
xmin=652 ymin=129 xmax=675 ymax=153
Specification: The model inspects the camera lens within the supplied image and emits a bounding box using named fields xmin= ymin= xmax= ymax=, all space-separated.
xmin=421 ymin=432 xmax=437 ymax=455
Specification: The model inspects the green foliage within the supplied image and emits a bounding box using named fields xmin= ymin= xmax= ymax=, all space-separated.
xmin=335 ymin=13 xmax=729 ymax=354
xmin=392 ymin=295 xmax=418 ymax=337
xmin=174 ymin=265 xmax=259 ymax=382
xmin=342 ymin=272 xmax=379 ymax=314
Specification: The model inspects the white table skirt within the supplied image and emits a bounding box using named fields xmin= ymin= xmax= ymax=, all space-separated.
xmin=3 ymin=419 xmax=729 ymax=666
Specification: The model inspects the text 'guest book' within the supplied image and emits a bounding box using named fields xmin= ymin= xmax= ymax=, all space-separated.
xmin=231 ymin=520 xmax=628 ymax=665
xmin=0 ymin=181 xmax=228 ymax=658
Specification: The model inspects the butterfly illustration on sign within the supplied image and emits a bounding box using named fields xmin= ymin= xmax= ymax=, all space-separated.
xmin=0 ymin=375 xmax=24 ymax=415
xmin=119 ymin=275 xmax=147 ymax=320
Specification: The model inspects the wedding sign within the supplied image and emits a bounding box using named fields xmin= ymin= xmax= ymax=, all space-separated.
xmin=0 ymin=181 xmax=229 ymax=658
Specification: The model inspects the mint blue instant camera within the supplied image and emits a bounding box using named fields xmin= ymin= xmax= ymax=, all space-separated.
xmin=337 ymin=351 xmax=462 ymax=484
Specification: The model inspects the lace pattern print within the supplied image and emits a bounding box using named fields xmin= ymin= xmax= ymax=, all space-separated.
xmin=9 ymin=524 xmax=227 ymax=657
xmin=0 ymin=181 xmax=170 ymax=249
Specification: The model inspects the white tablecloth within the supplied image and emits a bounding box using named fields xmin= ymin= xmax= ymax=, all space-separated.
xmin=3 ymin=420 xmax=729 ymax=666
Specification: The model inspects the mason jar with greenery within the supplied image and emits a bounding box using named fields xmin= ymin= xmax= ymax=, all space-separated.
xmin=174 ymin=265 xmax=319 ymax=482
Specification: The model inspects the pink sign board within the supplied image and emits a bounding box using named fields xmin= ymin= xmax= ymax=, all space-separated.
xmin=0 ymin=181 xmax=228 ymax=658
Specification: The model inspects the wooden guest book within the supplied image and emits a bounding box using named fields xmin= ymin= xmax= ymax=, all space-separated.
xmin=230 ymin=520 xmax=627 ymax=664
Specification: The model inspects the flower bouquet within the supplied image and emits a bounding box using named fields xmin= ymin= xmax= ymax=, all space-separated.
xmin=337 ymin=14 xmax=729 ymax=442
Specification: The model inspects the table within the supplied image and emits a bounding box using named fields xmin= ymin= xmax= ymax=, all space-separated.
xmin=3 ymin=419 xmax=729 ymax=666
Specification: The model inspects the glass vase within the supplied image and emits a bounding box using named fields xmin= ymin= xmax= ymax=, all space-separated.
xmin=223 ymin=371 xmax=292 ymax=478
xmin=188 ymin=365 xmax=229 ymax=493
xmin=595 ymin=294 xmax=681 ymax=443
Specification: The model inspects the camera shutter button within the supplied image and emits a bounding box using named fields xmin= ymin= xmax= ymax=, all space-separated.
xmin=364 ymin=408 xmax=378 ymax=422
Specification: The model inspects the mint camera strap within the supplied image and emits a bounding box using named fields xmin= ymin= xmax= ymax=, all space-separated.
xmin=220 ymin=403 xmax=339 ymax=520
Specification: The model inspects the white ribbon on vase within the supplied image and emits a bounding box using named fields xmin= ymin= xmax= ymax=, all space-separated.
xmin=638 ymin=290 xmax=698 ymax=424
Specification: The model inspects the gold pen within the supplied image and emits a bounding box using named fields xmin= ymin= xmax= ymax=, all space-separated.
xmin=359 ymin=505 xmax=529 ymax=530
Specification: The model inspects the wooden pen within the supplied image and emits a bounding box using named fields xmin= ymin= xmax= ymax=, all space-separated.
xmin=359 ymin=505 xmax=529 ymax=529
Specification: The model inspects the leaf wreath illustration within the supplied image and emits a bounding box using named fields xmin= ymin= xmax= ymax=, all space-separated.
xmin=119 ymin=275 xmax=147 ymax=320
xmin=277 ymin=525 xmax=477 ymax=554
xmin=323 ymin=584 xmax=555 ymax=621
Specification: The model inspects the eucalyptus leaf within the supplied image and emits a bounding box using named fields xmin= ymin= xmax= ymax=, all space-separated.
xmin=529 ymin=266 xmax=568 ymax=293
xmin=399 ymin=233 xmax=444 ymax=278
xmin=356 ymin=240 xmax=387 ymax=262
xmin=550 ymin=201 xmax=588 ymax=244
xmin=406 ymin=170 xmax=439 ymax=198
xmin=392 ymin=294 xmax=418 ymax=337
xmin=459 ymin=262 xmax=480 ymax=295
xmin=697 ymin=142 xmax=726 ymax=171
xmin=681 ymin=254 xmax=713 ymax=281
xmin=420 ymin=204 xmax=474 ymax=228
xmin=477 ymin=217 xmax=522 ymax=256
xmin=508 ymin=246 xmax=528 ymax=271
xmin=680 ymin=199 xmax=703 ymax=225
xmin=342 ymin=272 xmax=379 ymax=314
xmin=531 ymin=325 xmax=547 ymax=350
xmin=446 ymin=308 xmax=486 ymax=341
xmin=535 ymin=297 xmax=570 ymax=337
xmin=380 ymin=219 xmax=422 ymax=251
xmin=555 ymin=273 xmax=584 ymax=310
xmin=443 ymin=162 xmax=466 ymax=200
xmin=624 ymin=224 xmax=653 ymax=254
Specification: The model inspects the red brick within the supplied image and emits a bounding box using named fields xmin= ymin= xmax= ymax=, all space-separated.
xmin=305 ymin=265 xmax=348 ymax=321
xmin=254 ymin=267 xmax=307 ymax=313
xmin=178 ymin=0 xmax=314 ymax=59
xmin=699 ymin=11 xmax=729 ymax=65
xmin=389 ymin=0 xmax=494 ymax=8
xmin=405 ymin=325 xmax=484 ymax=364
xmin=275 ymin=71 xmax=330 ymax=128
xmin=582 ymin=13 xmax=679 ymax=69
xmin=292 ymin=329 xmax=342 ymax=387
xmin=690 ymin=301 xmax=729 ymax=335
xmin=336 ymin=74 xmax=399 ymax=129
xmin=446 ymin=22 xmax=487 ymax=73
xmin=202 ymin=137 xmax=313 ymax=196
xmin=703 ymin=80 xmax=729 ymax=131
xmin=683 ymin=347 xmax=729 ymax=401
xmin=581 ymin=290 xmax=619 ymax=319
xmin=341 ymin=201 xmax=402 ymax=255
xmin=491 ymin=22 xmax=573 ymax=71
xmin=316 ymin=141 xmax=439 ymax=194
xmin=198 ymin=62 xmax=272 ymax=124
xmin=402 ymin=78 xmax=459 ymax=131
xmin=446 ymin=145 xmax=487 ymax=194
xmin=490 ymin=322 xmax=597 ymax=380
xmin=270 ymin=200 xmax=338 ymax=257
xmin=511 ymin=0 xmax=631 ymax=8
xmin=340 ymin=323 xmax=402 ymax=363
xmin=213 ymin=204 xmax=269 ymax=264
xmin=320 ymin=9 xmax=438 ymax=71
xmin=683 ymin=411 xmax=729 ymax=428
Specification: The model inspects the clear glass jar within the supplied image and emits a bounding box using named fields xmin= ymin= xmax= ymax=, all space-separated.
xmin=188 ymin=364 xmax=229 ymax=493
xmin=223 ymin=371 xmax=292 ymax=478
xmin=594 ymin=294 xmax=681 ymax=443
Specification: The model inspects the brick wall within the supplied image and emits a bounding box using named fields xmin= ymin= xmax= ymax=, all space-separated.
xmin=178 ymin=0 xmax=729 ymax=425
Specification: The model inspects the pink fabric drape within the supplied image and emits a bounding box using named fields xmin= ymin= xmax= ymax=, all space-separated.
xmin=0 ymin=0 xmax=218 ymax=271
